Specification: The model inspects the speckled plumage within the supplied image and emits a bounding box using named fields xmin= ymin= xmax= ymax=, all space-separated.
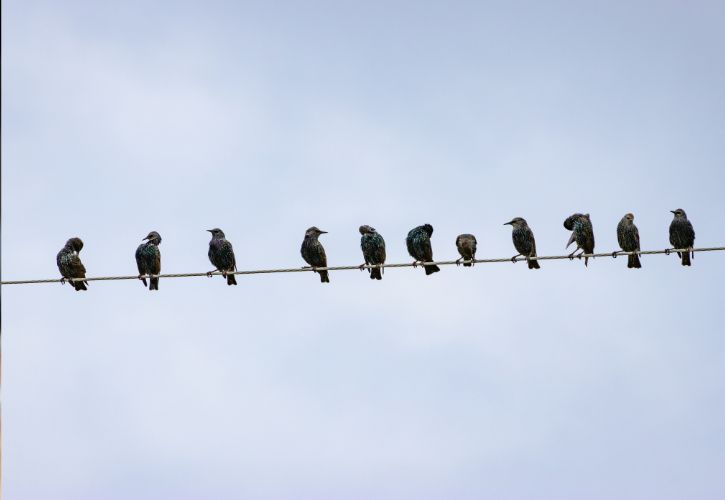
xmin=136 ymin=231 xmax=162 ymax=289
xmin=207 ymin=228 xmax=237 ymax=285
xmin=56 ymin=237 xmax=88 ymax=291
xmin=406 ymin=224 xmax=440 ymax=275
xmin=669 ymin=208 xmax=695 ymax=266
xmin=565 ymin=213 xmax=595 ymax=266
xmin=301 ymin=226 xmax=330 ymax=283
xmin=360 ymin=225 xmax=386 ymax=280
xmin=455 ymin=234 xmax=477 ymax=267
xmin=505 ymin=217 xmax=540 ymax=269
xmin=616 ymin=214 xmax=641 ymax=269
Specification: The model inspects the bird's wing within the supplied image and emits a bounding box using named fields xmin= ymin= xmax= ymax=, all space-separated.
xmin=566 ymin=232 xmax=577 ymax=249
xmin=69 ymin=254 xmax=86 ymax=277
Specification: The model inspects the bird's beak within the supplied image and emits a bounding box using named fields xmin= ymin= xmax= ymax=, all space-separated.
xmin=142 ymin=236 xmax=149 ymax=241
xmin=206 ymin=229 xmax=213 ymax=232
xmin=503 ymin=221 xmax=512 ymax=225
xmin=320 ymin=230 xmax=328 ymax=234
xmin=670 ymin=210 xmax=676 ymax=214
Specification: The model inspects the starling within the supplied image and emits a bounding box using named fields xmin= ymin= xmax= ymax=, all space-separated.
xmin=564 ymin=213 xmax=595 ymax=266
xmin=135 ymin=231 xmax=162 ymax=290
xmin=504 ymin=217 xmax=540 ymax=269
xmin=56 ymin=237 xmax=88 ymax=291
xmin=301 ymin=226 xmax=330 ymax=283
xmin=669 ymin=208 xmax=695 ymax=266
xmin=207 ymin=228 xmax=237 ymax=285
xmin=616 ymin=213 xmax=641 ymax=269
xmin=359 ymin=225 xmax=386 ymax=280
xmin=455 ymin=234 xmax=477 ymax=267
xmin=406 ymin=224 xmax=440 ymax=275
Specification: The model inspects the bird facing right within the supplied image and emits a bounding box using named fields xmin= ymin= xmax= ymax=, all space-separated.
xmin=616 ymin=214 xmax=641 ymax=269
xmin=56 ymin=237 xmax=88 ymax=291
xmin=136 ymin=231 xmax=162 ymax=289
xmin=504 ymin=217 xmax=540 ymax=269
xmin=207 ymin=228 xmax=238 ymax=285
xmin=359 ymin=225 xmax=386 ymax=280
xmin=301 ymin=226 xmax=330 ymax=283
xmin=669 ymin=208 xmax=695 ymax=266
xmin=406 ymin=224 xmax=440 ymax=275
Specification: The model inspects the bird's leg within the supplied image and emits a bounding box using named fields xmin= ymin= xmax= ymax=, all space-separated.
xmin=138 ymin=274 xmax=145 ymax=280
xmin=611 ymin=251 xmax=619 ymax=258
xmin=568 ymin=251 xmax=577 ymax=260
xmin=60 ymin=277 xmax=66 ymax=285
xmin=511 ymin=253 xmax=522 ymax=263
xmin=206 ymin=269 xmax=217 ymax=277
xmin=359 ymin=263 xmax=367 ymax=271
xmin=455 ymin=258 xmax=462 ymax=266
xmin=412 ymin=260 xmax=419 ymax=268
xmin=664 ymin=248 xmax=671 ymax=255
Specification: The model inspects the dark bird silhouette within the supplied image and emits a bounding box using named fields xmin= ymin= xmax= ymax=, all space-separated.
xmin=616 ymin=214 xmax=641 ymax=269
xmin=359 ymin=225 xmax=386 ymax=280
xmin=136 ymin=231 xmax=162 ymax=290
xmin=207 ymin=228 xmax=237 ymax=285
xmin=565 ymin=213 xmax=595 ymax=266
xmin=56 ymin=237 xmax=88 ymax=291
xmin=301 ymin=226 xmax=330 ymax=283
xmin=406 ymin=224 xmax=440 ymax=275
xmin=455 ymin=234 xmax=477 ymax=267
xmin=504 ymin=217 xmax=540 ymax=269
xmin=669 ymin=208 xmax=695 ymax=266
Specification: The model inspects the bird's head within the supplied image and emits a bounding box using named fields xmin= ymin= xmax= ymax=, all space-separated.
xmin=504 ymin=217 xmax=526 ymax=228
xmin=623 ymin=213 xmax=635 ymax=223
xmin=422 ymin=224 xmax=434 ymax=236
xmin=67 ymin=237 xmax=84 ymax=252
xmin=207 ymin=228 xmax=225 ymax=239
xmin=670 ymin=208 xmax=687 ymax=219
xmin=143 ymin=231 xmax=162 ymax=244
xmin=306 ymin=226 xmax=327 ymax=238
xmin=359 ymin=225 xmax=376 ymax=235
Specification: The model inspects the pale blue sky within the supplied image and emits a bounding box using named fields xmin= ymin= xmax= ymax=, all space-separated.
xmin=3 ymin=1 xmax=725 ymax=499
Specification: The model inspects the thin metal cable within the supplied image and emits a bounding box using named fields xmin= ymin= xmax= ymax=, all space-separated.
xmin=1 ymin=246 xmax=722 ymax=286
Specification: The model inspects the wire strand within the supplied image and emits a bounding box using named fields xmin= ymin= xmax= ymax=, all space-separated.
xmin=1 ymin=246 xmax=722 ymax=286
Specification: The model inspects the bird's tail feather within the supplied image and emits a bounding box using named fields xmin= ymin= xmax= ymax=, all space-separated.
xmin=682 ymin=252 xmax=691 ymax=266
xmin=141 ymin=277 xmax=148 ymax=287
xmin=150 ymin=277 xmax=159 ymax=290
xmin=370 ymin=267 xmax=382 ymax=280
xmin=463 ymin=260 xmax=472 ymax=267
xmin=528 ymin=258 xmax=540 ymax=269
xmin=628 ymin=254 xmax=641 ymax=269
xmin=227 ymin=274 xmax=238 ymax=285
xmin=320 ymin=271 xmax=330 ymax=283
xmin=425 ymin=264 xmax=440 ymax=275
xmin=74 ymin=280 xmax=88 ymax=291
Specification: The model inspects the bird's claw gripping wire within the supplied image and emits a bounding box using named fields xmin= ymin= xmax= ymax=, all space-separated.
xmin=611 ymin=251 xmax=618 ymax=258
xmin=665 ymin=248 xmax=671 ymax=255
xmin=455 ymin=258 xmax=462 ymax=266
xmin=412 ymin=261 xmax=419 ymax=268
xmin=60 ymin=277 xmax=66 ymax=285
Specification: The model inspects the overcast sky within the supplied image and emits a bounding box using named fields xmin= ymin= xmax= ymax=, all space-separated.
xmin=3 ymin=1 xmax=725 ymax=499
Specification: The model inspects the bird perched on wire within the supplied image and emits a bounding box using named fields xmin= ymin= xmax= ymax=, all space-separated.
xmin=564 ymin=213 xmax=595 ymax=266
xmin=668 ymin=208 xmax=695 ymax=266
xmin=616 ymin=214 xmax=641 ymax=269
xmin=455 ymin=234 xmax=477 ymax=267
xmin=359 ymin=225 xmax=386 ymax=280
xmin=301 ymin=226 xmax=330 ymax=283
xmin=406 ymin=224 xmax=440 ymax=275
xmin=207 ymin=228 xmax=237 ymax=285
xmin=504 ymin=217 xmax=540 ymax=269
xmin=56 ymin=237 xmax=88 ymax=291
xmin=136 ymin=231 xmax=162 ymax=289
